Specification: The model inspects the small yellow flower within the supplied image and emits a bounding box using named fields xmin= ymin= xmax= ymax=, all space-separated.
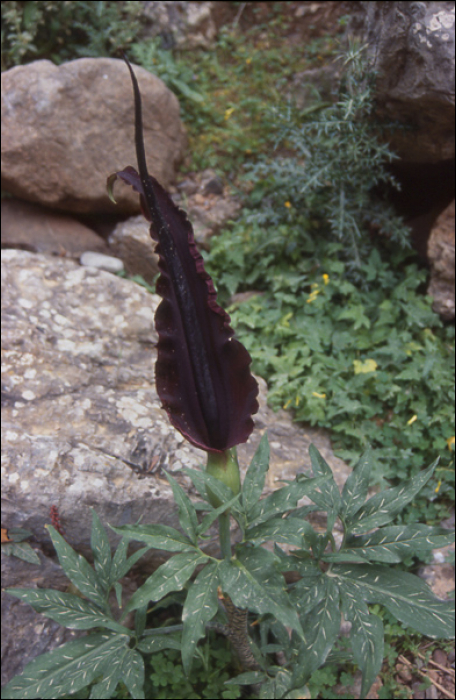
xmin=407 ymin=415 xmax=418 ymax=426
xmin=353 ymin=359 xmax=378 ymax=374
xmin=312 ymin=392 xmax=326 ymax=399
xmin=306 ymin=284 xmax=320 ymax=303
xmin=447 ymin=436 xmax=455 ymax=450
xmin=224 ymin=107 xmax=235 ymax=120
xmin=283 ymin=398 xmax=292 ymax=409
xmin=295 ymin=396 xmax=300 ymax=407
xmin=434 ymin=480 xmax=442 ymax=494
xmin=245 ymin=57 xmax=252 ymax=64
xmin=322 ymin=274 xmax=329 ymax=285
xmin=284 ymin=201 xmax=291 ymax=208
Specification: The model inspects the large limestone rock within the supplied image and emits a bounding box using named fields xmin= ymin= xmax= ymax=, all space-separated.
xmin=1 ymin=58 xmax=187 ymax=214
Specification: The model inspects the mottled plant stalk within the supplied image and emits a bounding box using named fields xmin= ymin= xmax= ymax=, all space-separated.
xmin=222 ymin=594 xmax=261 ymax=673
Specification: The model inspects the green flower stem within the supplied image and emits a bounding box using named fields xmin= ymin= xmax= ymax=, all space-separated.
xmin=206 ymin=448 xmax=240 ymax=560
xmin=206 ymin=448 xmax=241 ymax=507
xmin=218 ymin=510 xmax=232 ymax=560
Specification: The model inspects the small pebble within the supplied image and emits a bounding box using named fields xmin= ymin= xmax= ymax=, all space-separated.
xmin=80 ymin=251 xmax=124 ymax=274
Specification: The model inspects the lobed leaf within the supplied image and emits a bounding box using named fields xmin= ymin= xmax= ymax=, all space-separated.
xmin=334 ymin=564 xmax=455 ymax=639
xmin=241 ymin=434 xmax=270 ymax=513
xmin=182 ymin=466 xmax=243 ymax=519
xmin=273 ymin=668 xmax=311 ymax=699
xmin=289 ymin=570 xmax=327 ymax=617
xmin=84 ymin=647 xmax=144 ymax=700
xmin=291 ymin=577 xmax=340 ymax=687
xmin=339 ymin=524 xmax=456 ymax=564
xmin=339 ymin=582 xmax=384 ymax=699
xmin=137 ymin=630 xmax=182 ymax=655
xmin=196 ymin=492 xmax=242 ymax=536
xmin=90 ymin=509 xmax=112 ymax=592
xmin=5 ymin=588 xmax=131 ymax=635
xmin=246 ymin=515 xmax=315 ymax=547
xmin=165 ymin=472 xmax=199 ymax=544
xmin=224 ymin=671 xmax=267 ymax=686
xmin=181 ymin=560 xmax=220 ymax=675
xmin=123 ymin=550 xmax=209 ymax=615
xmin=308 ymin=444 xmax=341 ymax=530
xmin=46 ymin=526 xmax=107 ymax=609
xmin=1 ymin=632 xmax=129 ymax=700
xmin=247 ymin=476 xmax=327 ymax=528
xmin=109 ymin=541 xmax=149 ymax=587
xmin=339 ymin=448 xmax=373 ymax=522
xmin=219 ymin=546 xmax=304 ymax=638
xmin=347 ymin=459 xmax=438 ymax=534
xmin=109 ymin=523 xmax=195 ymax=553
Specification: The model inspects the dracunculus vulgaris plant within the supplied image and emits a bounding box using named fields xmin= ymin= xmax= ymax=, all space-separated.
xmin=3 ymin=57 xmax=454 ymax=700
xmin=107 ymin=54 xmax=260 ymax=667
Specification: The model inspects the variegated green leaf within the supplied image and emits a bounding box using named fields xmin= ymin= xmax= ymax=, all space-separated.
xmin=197 ymin=492 xmax=241 ymax=536
xmin=292 ymin=577 xmax=340 ymax=687
xmin=109 ymin=537 xmax=129 ymax=584
xmin=109 ymin=523 xmax=194 ymax=553
xmin=340 ymin=449 xmax=373 ymax=521
xmin=87 ymin=646 xmax=144 ymax=699
xmin=219 ymin=546 xmax=303 ymax=638
xmin=339 ymin=582 xmax=384 ymax=699
xmin=1 ymin=541 xmax=41 ymax=565
xmin=120 ymin=647 xmax=145 ymax=700
xmin=224 ymin=671 xmax=267 ymax=686
xmin=247 ymin=476 xmax=326 ymax=528
xmin=90 ymin=509 xmax=112 ymax=592
xmin=246 ymin=515 xmax=315 ymax=547
xmin=334 ymin=564 xmax=455 ymax=638
xmin=289 ymin=571 xmax=329 ymax=616
xmin=46 ymin=526 xmax=107 ymax=609
xmin=338 ymin=524 xmax=455 ymax=564
xmin=259 ymin=668 xmax=311 ymax=699
xmin=109 ymin=539 xmax=149 ymax=585
xmin=123 ymin=550 xmax=209 ymax=615
xmin=165 ymin=473 xmax=199 ymax=544
xmin=308 ymin=445 xmax=341 ymax=530
xmin=321 ymin=551 xmax=371 ymax=564
xmin=1 ymin=632 xmax=129 ymax=700
xmin=242 ymin=434 xmax=270 ymax=513
xmin=182 ymin=467 xmax=243 ymax=519
xmin=347 ymin=459 xmax=438 ymax=534
xmin=181 ymin=561 xmax=220 ymax=675
xmin=5 ymin=588 xmax=131 ymax=635
xmin=137 ymin=630 xmax=181 ymax=655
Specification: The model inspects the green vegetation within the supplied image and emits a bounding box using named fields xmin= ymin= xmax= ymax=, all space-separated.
xmin=201 ymin=41 xmax=454 ymax=520
xmin=207 ymin=238 xmax=454 ymax=517
xmin=1 ymin=1 xmax=143 ymax=70
xmin=130 ymin=24 xmax=335 ymax=173
xmin=4 ymin=446 xmax=454 ymax=700
xmin=58 ymin=630 xmax=243 ymax=699
xmin=144 ymin=637 xmax=242 ymax=700
xmin=2 ymin=4 xmax=454 ymax=697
